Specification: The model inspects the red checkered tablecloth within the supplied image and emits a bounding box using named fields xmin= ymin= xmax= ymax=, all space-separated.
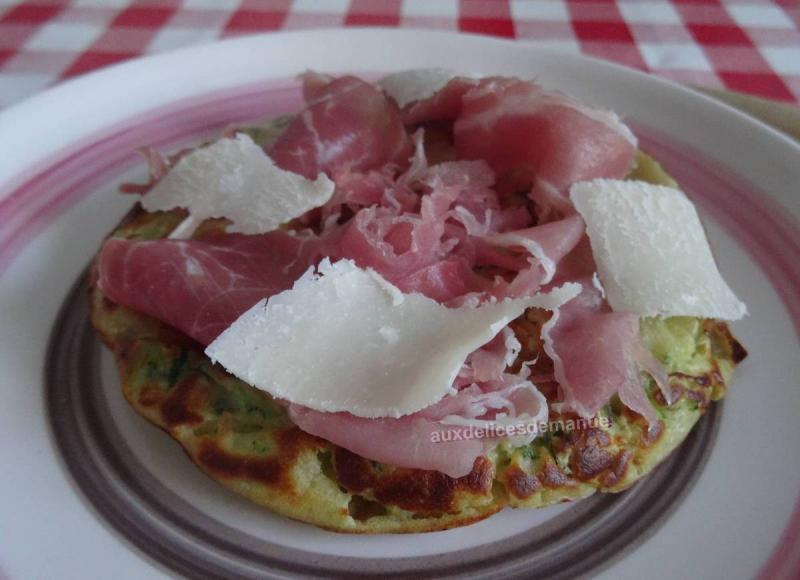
xmin=0 ymin=0 xmax=799 ymax=110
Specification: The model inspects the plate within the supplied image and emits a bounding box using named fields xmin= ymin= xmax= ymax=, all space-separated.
xmin=0 ymin=29 xmax=798 ymax=580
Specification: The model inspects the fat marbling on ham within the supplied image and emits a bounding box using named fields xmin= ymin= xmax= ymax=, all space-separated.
xmin=97 ymin=70 xmax=687 ymax=478
xmin=269 ymin=73 xmax=412 ymax=179
xmin=541 ymin=280 xmax=670 ymax=426
xmin=98 ymin=230 xmax=327 ymax=345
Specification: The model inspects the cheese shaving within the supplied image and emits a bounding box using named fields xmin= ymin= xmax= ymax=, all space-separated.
xmin=570 ymin=178 xmax=747 ymax=320
xmin=206 ymin=258 xmax=580 ymax=418
xmin=141 ymin=133 xmax=335 ymax=238
xmin=378 ymin=68 xmax=479 ymax=108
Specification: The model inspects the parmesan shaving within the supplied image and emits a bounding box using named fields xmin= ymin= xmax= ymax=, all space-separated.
xmin=570 ymin=179 xmax=747 ymax=320
xmin=141 ymin=133 xmax=335 ymax=239
xmin=378 ymin=69 xmax=480 ymax=108
xmin=206 ymin=258 xmax=580 ymax=418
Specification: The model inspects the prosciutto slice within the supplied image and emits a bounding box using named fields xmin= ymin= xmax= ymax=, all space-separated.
xmin=461 ymin=328 xmax=520 ymax=383
xmin=289 ymin=386 xmax=546 ymax=479
xmin=454 ymin=78 xmax=636 ymax=192
xmin=289 ymin=406 xmax=484 ymax=478
xmin=332 ymin=159 xmax=495 ymax=299
xmin=98 ymin=232 xmax=324 ymax=345
xmin=288 ymin=332 xmax=547 ymax=478
xmin=330 ymin=159 xmax=585 ymax=303
xmin=481 ymin=214 xmax=586 ymax=298
xmin=541 ymin=281 xmax=668 ymax=425
xmin=397 ymin=258 xmax=491 ymax=303
xmin=399 ymin=76 xmax=481 ymax=126
xmin=269 ymin=73 xmax=412 ymax=179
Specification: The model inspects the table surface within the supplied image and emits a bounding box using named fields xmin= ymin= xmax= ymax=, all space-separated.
xmin=0 ymin=0 xmax=799 ymax=110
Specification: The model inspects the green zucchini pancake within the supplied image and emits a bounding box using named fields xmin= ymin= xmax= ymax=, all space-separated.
xmin=89 ymin=70 xmax=747 ymax=533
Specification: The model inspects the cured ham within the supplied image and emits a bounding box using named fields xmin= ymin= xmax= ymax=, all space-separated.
xmin=98 ymin=231 xmax=324 ymax=345
xmin=541 ymin=281 xmax=669 ymax=425
xmin=397 ymin=257 xmax=491 ymax=303
xmin=331 ymin=159 xmax=495 ymax=297
xmin=378 ymin=69 xmax=461 ymax=108
xmin=269 ymin=73 xmax=412 ymax=179
xmin=461 ymin=328 xmax=521 ymax=383
xmin=288 ymin=332 xmax=548 ymax=478
xmin=479 ymin=214 xmax=586 ymax=298
xmin=288 ymin=406 xmax=484 ymax=478
xmin=119 ymin=146 xmax=190 ymax=195
xmin=397 ymin=76 xmax=481 ymax=126
xmin=386 ymin=75 xmax=637 ymax=225
xmin=454 ymin=78 xmax=637 ymax=192
xmin=330 ymin=159 xmax=584 ymax=302
xmin=288 ymin=376 xmax=548 ymax=478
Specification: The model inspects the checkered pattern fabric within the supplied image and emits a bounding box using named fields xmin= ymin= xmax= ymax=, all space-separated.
xmin=1 ymin=0 xmax=799 ymax=109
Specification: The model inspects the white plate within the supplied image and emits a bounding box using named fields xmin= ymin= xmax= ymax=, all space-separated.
xmin=0 ymin=29 xmax=799 ymax=580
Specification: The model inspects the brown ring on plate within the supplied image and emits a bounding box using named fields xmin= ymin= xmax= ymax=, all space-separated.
xmin=46 ymin=272 xmax=721 ymax=579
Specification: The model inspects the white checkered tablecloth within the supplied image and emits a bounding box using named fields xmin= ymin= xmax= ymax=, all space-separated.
xmin=0 ymin=0 xmax=799 ymax=109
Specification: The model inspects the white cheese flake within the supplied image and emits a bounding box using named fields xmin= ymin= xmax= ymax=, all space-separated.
xmin=378 ymin=69 xmax=479 ymax=108
xmin=592 ymin=272 xmax=606 ymax=299
xmin=141 ymin=133 xmax=334 ymax=238
xmin=570 ymin=178 xmax=747 ymax=320
xmin=206 ymin=259 xmax=580 ymax=418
